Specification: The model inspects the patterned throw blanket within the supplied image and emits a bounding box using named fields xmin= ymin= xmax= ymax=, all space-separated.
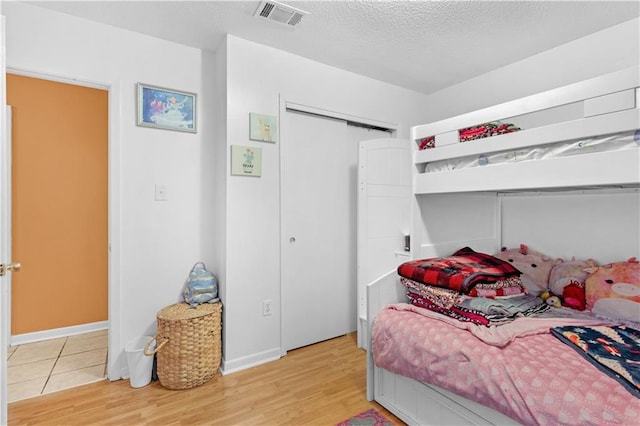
xmin=397 ymin=247 xmax=520 ymax=293
xmin=459 ymin=121 xmax=521 ymax=142
xmin=551 ymin=325 xmax=640 ymax=397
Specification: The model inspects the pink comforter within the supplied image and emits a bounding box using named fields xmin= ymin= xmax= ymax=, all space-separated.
xmin=372 ymin=303 xmax=640 ymax=425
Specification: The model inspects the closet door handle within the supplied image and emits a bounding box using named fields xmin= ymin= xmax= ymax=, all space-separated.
xmin=289 ymin=237 xmax=296 ymax=243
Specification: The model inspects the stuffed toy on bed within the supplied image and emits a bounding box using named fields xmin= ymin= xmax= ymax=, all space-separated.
xmin=548 ymin=257 xmax=597 ymax=311
xmin=585 ymin=257 xmax=640 ymax=323
xmin=494 ymin=244 xmax=554 ymax=296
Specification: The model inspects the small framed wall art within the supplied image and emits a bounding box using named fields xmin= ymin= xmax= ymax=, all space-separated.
xmin=137 ymin=83 xmax=197 ymax=133
xmin=249 ymin=113 xmax=277 ymax=143
xmin=231 ymin=145 xmax=262 ymax=177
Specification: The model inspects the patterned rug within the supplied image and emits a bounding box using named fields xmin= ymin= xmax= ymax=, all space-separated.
xmin=336 ymin=408 xmax=394 ymax=426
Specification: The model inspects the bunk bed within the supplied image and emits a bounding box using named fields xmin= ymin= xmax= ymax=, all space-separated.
xmin=366 ymin=66 xmax=640 ymax=425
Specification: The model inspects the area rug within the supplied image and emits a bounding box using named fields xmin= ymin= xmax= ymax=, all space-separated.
xmin=336 ymin=408 xmax=394 ymax=426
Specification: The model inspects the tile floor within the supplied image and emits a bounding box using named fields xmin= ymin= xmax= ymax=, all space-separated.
xmin=7 ymin=330 xmax=108 ymax=403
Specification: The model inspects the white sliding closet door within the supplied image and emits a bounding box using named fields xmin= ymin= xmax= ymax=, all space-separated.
xmin=282 ymin=111 xmax=350 ymax=352
xmin=281 ymin=109 xmax=389 ymax=352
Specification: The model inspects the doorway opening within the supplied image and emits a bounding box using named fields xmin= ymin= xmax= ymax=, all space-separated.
xmin=6 ymin=72 xmax=109 ymax=401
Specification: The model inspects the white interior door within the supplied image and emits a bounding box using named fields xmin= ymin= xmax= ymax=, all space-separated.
xmin=0 ymin=104 xmax=24 ymax=422
xmin=281 ymin=110 xmax=351 ymax=352
xmin=1 ymin=102 xmax=12 ymax=424
xmin=1 ymin=106 xmax=11 ymax=326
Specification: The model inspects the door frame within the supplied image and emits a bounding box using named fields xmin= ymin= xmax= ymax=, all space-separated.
xmin=1 ymin=15 xmax=9 ymax=424
xmin=4 ymin=66 xmax=119 ymax=380
xmin=277 ymin=96 xmax=397 ymax=355
xmin=2 ymin=105 xmax=12 ymax=351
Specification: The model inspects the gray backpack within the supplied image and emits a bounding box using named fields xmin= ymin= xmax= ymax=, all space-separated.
xmin=182 ymin=262 xmax=219 ymax=307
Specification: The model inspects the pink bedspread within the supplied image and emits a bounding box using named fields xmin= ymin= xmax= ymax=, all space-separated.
xmin=372 ymin=303 xmax=640 ymax=425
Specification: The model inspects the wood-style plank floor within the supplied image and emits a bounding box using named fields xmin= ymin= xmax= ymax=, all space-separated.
xmin=9 ymin=333 xmax=404 ymax=425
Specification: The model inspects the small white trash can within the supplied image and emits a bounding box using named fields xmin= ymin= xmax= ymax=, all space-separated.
xmin=125 ymin=335 xmax=155 ymax=388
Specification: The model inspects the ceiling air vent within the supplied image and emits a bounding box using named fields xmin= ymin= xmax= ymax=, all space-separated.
xmin=254 ymin=1 xmax=309 ymax=27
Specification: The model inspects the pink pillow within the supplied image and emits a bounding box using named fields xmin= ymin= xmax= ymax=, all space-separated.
xmin=585 ymin=258 xmax=640 ymax=322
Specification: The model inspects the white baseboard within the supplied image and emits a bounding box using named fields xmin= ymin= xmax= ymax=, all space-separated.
xmin=220 ymin=347 xmax=281 ymax=375
xmin=11 ymin=321 xmax=109 ymax=346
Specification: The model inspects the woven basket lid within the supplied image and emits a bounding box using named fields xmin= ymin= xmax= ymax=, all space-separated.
xmin=157 ymin=302 xmax=220 ymax=321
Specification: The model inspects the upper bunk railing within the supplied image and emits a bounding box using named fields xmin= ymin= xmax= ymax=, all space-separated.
xmin=411 ymin=66 xmax=640 ymax=195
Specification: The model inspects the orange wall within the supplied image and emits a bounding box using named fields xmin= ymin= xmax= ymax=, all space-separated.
xmin=7 ymin=74 xmax=108 ymax=335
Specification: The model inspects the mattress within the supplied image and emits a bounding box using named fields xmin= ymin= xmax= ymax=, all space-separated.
xmin=372 ymin=303 xmax=639 ymax=425
xmin=424 ymin=130 xmax=640 ymax=173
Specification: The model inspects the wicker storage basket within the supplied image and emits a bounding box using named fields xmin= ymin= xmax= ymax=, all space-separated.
xmin=146 ymin=302 xmax=222 ymax=390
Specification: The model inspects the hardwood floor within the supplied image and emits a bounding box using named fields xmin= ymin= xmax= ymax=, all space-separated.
xmin=9 ymin=333 xmax=404 ymax=425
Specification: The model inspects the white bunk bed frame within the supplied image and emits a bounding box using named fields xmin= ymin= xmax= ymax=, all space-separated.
xmin=366 ymin=66 xmax=640 ymax=425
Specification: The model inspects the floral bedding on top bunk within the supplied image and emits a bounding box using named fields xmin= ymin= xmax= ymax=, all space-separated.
xmin=372 ymin=246 xmax=640 ymax=425
xmin=417 ymin=120 xmax=521 ymax=150
xmin=459 ymin=121 xmax=522 ymax=142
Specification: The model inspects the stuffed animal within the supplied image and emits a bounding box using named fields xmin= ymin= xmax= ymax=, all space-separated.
xmin=494 ymin=244 xmax=554 ymax=296
xmin=546 ymin=295 xmax=562 ymax=308
xmin=585 ymin=257 xmax=640 ymax=323
xmin=548 ymin=257 xmax=597 ymax=311
xmin=540 ymin=291 xmax=562 ymax=307
xmin=561 ymin=283 xmax=586 ymax=311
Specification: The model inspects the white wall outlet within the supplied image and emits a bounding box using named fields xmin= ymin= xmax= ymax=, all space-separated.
xmin=263 ymin=299 xmax=273 ymax=316
xmin=155 ymin=184 xmax=168 ymax=201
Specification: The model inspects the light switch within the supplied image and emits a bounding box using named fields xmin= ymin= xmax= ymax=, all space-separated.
xmin=155 ymin=184 xmax=168 ymax=201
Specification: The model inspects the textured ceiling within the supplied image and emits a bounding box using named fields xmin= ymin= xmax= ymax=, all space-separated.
xmin=26 ymin=0 xmax=640 ymax=95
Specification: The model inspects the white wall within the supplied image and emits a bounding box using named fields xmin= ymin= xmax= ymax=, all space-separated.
xmin=422 ymin=17 xmax=640 ymax=120
xmin=219 ymin=35 xmax=431 ymax=372
xmin=501 ymin=190 xmax=640 ymax=264
xmin=3 ymin=2 xmax=213 ymax=379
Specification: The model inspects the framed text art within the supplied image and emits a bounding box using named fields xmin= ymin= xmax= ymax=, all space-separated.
xmin=231 ymin=145 xmax=262 ymax=177
xmin=137 ymin=83 xmax=197 ymax=133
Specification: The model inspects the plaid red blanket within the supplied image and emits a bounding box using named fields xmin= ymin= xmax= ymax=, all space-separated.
xmin=397 ymin=247 xmax=521 ymax=293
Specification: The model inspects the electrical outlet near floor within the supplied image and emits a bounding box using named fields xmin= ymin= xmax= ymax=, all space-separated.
xmin=263 ymin=299 xmax=273 ymax=316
